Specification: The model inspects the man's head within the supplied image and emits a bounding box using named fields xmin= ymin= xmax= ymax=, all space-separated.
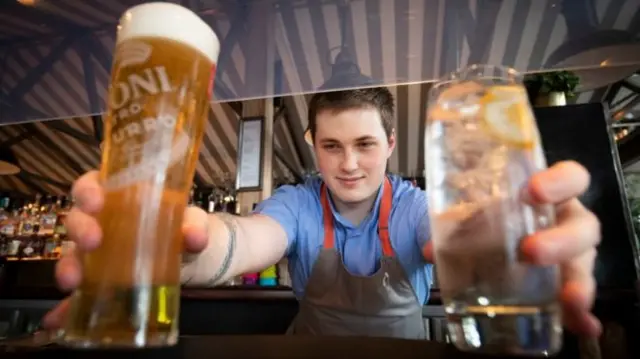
xmin=308 ymin=88 xmax=396 ymax=205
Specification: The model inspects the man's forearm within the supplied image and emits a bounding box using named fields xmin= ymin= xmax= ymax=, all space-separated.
xmin=180 ymin=212 xmax=288 ymax=287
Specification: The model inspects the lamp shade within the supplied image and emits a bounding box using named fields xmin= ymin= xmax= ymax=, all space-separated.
xmin=318 ymin=48 xmax=378 ymax=91
xmin=545 ymin=1 xmax=640 ymax=91
xmin=310 ymin=47 xmax=378 ymax=147
xmin=311 ymin=48 xmax=378 ymax=146
xmin=304 ymin=128 xmax=313 ymax=146
xmin=0 ymin=149 xmax=21 ymax=175
xmin=545 ymin=31 xmax=640 ymax=91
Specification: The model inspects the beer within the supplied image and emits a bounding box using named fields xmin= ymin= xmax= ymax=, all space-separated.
xmin=60 ymin=3 xmax=219 ymax=348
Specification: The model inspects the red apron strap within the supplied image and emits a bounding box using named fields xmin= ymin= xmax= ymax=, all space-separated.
xmin=320 ymin=177 xmax=394 ymax=255
xmin=378 ymin=177 xmax=394 ymax=257
xmin=320 ymin=183 xmax=335 ymax=249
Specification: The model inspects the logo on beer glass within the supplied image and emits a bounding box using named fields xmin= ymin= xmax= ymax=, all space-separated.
xmin=103 ymin=40 xmax=190 ymax=190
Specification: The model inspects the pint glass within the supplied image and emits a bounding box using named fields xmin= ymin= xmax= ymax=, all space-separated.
xmin=425 ymin=65 xmax=562 ymax=356
xmin=60 ymin=2 xmax=219 ymax=348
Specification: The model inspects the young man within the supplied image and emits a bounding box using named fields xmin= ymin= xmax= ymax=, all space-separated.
xmin=47 ymin=88 xmax=602 ymax=339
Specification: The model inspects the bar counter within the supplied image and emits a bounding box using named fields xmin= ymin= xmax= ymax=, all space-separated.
xmin=2 ymin=259 xmax=640 ymax=358
xmin=0 ymin=259 xmax=441 ymax=303
xmin=0 ymin=335 xmax=548 ymax=359
xmin=0 ymin=286 xmax=445 ymax=337
xmin=0 ymin=259 xmax=447 ymax=341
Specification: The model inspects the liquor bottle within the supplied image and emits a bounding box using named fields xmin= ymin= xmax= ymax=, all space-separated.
xmin=5 ymin=209 xmax=21 ymax=259
xmin=0 ymin=235 xmax=7 ymax=257
xmin=188 ymin=185 xmax=196 ymax=205
xmin=194 ymin=191 xmax=204 ymax=210
xmin=0 ymin=197 xmax=10 ymax=225
xmin=207 ymin=189 xmax=216 ymax=213
xmin=54 ymin=197 xmax=67 ymax=236
xmin=0 ymin=197 xmax=14 ymax=237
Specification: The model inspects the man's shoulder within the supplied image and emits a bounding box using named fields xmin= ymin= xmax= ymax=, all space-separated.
xmin=387 ymin=175 xmax=431 ymax=253
xmin=254 ymin=176 xmax=321 ymax=214
xmin=388 ymin=174 xmax=428 ymax=226
xmin=388 ymin=174 xmax=426 ymax=204
xmin=272 ymin=176 xmax=322 ymax=199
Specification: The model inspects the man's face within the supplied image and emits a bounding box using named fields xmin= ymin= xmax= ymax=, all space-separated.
xmin=313 ymin=107 xmax=395 ymax=204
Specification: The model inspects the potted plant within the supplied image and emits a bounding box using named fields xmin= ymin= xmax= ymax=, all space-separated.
xmin=624 ymin=174 xmax=640 ymax=246
xmin=524 ymin=71 xmax=580 ymax=107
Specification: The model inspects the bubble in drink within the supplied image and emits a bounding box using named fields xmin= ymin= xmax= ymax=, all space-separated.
xmin=425 ymin=66 xmax=561 ymax=356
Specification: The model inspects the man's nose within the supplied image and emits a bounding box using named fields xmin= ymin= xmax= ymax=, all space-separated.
xmin=340 ymin=150 xmax=358 ymax=172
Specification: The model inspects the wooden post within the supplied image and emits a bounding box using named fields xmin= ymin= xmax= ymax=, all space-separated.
xmin=234 ymin=0 xmax=274 ymax=215
xmin=236 ymin=99 xmax=274 ymax=215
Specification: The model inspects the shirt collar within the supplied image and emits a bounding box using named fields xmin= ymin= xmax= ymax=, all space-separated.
xmin=324 ymin=179 xmax=386 ymax=230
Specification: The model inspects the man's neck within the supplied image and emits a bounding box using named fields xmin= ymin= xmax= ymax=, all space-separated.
xmin=330 ymin=189 xmax=379 ymax=227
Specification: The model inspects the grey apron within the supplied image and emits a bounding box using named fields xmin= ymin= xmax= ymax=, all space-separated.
xmin=287 ymin=177 xmax=427 ymax=339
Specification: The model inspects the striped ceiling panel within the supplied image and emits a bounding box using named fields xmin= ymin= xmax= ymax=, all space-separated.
xmin=278 ymin=0 xmax=640 ymax=176
xmin=272 ymin=0 xmax=640 ymax=95
xmin=0 ymin=109 xmax=300 ymax=196
xmin=386 ymin=83 xmax=430 ymax=177
xmin=1 ymin=1 xmax=639 ymax=109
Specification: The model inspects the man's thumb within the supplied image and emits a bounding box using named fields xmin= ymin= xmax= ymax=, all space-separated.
xmin=182 ymin=206 xmax=209 ymax=254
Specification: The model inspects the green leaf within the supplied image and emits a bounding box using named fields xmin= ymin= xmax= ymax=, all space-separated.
xmin=523 ymin=70 xmax=580 ymax=97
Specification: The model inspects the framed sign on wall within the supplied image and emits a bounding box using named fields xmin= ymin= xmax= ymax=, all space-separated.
xmin=235 ymin=116 xmax=264 ymax=192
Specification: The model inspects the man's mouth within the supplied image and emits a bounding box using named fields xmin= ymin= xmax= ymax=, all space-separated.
xmin=337 ymin=177 xmax=364 ymax=185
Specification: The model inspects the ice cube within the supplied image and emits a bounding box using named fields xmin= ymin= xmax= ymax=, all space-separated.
xmin=444 ymin=124 xmax=497 ymax=170
xmin=431 ymin=81 xmax=485 ymax=121
xmin=437 ymin=80 xmax=485 ymax=105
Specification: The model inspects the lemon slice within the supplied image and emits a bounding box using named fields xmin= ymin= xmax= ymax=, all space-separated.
xmin=479 ymin=85 xmax=536 ymax=149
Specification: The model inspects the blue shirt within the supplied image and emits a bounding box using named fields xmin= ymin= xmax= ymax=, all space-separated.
xmin=254 ymin=174 xmax=434 ymax=304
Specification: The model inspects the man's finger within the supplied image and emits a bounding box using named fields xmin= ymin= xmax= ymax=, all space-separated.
xmin=65 ymin=208 xmax=102 ymax=251
xmin=182 ymin=206 xmax=209 ymax=253
xmin=55 ymin=249 xmax=83 ymax=291
xmin=558 ymin=247 xmax=601 ymax=336
xmin=42 ymin=298 xmax=71 ymax=330
xmin=524 ymin=161 xmax=590 ymax=205
xmin=520 ymin=200 xmax=600 ymax=265
xmin=71 ymin=170 xmax=104 ymax=215
xmin=560 ymin=248 xmax=598 ymax=308
xmin=561 ymin=280 xmax=602 ymax=337
xmin=422 ymin=241 xmax=435 ymax=264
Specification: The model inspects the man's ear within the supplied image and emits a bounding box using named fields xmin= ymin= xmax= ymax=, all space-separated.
xmin=387 ymin=129 xmax=396 ymax=159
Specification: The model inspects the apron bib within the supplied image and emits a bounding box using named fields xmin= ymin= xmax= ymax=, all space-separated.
xmin=287 ymin=177 xmax=427 ymax=339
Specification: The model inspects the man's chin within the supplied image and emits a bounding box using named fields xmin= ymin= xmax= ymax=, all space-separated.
xmin=333 ymin=188 xmax=369 ymax=203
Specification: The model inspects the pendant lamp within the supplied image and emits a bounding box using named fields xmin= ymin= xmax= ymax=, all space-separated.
xmin=544 ymin=0 xmax=640 ymax=92
xmin=305 ymin=0 xmax=378 ymax=146
xmin=317 ymin=46 xmax=378 ymax=91
xmin=0 ymin=149 xmax=21 ymax=175
xmin=306 ymin=47 xmax=379 ymax=146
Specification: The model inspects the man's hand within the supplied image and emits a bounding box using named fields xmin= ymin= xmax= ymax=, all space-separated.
xmin=42 ymin=170 xmax=211 ymax=329
xmin=423 ymin=160 xmax=601 ymax=337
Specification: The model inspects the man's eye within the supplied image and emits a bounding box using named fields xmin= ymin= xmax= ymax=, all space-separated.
xmin=323 ymin=144 xmax=338 ymax=150
xmin=359 ymin=142 xmax=375 ymax=148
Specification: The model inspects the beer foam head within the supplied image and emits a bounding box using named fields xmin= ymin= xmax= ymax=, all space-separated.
xmin=117 ymin=2 xmax=219 ymax=64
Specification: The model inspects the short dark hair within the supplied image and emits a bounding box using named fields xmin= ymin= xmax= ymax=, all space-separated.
xmin=307 ymin=87 xmax=395 ymax=142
